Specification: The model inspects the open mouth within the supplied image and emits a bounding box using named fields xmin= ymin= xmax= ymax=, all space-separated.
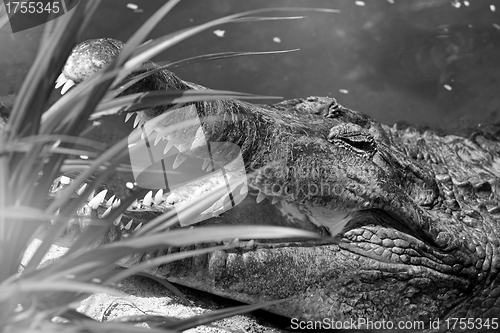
xmin=54 ymin=70 xmax=433 ymax=260
xmin=55 ymin=75 xmax=355 ymax=242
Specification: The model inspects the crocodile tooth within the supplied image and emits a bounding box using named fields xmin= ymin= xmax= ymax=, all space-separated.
xmin=240 ymin=185 xmax=248 ymax=196
xmin=87 ymin=189 xmax=95 ymax=201
xmin=166 ymin=192 xmax=179 ymax=205
xmin=245 ymin=239 xmax=255 ymax=249
xmin=55 ymin=73 xmax=67 ymax=88
xmin=154 ymin=189 xmax=164 ymax=204
xmin=101 ymin=206 xmax=112 ymax=218
xmin=231 ymin=238 xmax=240 ymax=246
xmin=133 ymin=114 xmax=141 ymax=128
xmin=133 ymin=222 xmax=142 ymax=232
xmin=125 ymin=112 xmax=134 ymax=122
xmin=124 ymin=220 xmax=133 ymax=230
xmin=112 ymin=198 xmax=121 ymax=209
xmin=271 ymin=196 xmax=280 ymax=205
xmin=153 ymin=132 xmax=163 ymax=146
xmin=77 ymin=183 xmax=87 ymax=196
xmin=202 ymin=159 xmax=211 ymax=171
xmin=173 ymin=153 xmax=188 ymax=169
xmin=256 ymin=192 xmax=266 ymax=203
xmin=55 ymin=208 xmax=60 ymax=216
xmin=113 ymin=213 xmax=123 ymax=226
xmin=105 ymin=195 xmax=116 ymax=207
xmin=163 ymin=141 xmax=174 ymax=155
xmin=143 ymin=191 xmax=153 ymax=206
xmin=145 ymin=124 xmax=155 ymax=138
xmin=88 ymin=189 xmax=107 ymax=209
xmin=61 ymin=79 xmax=76 ymax=94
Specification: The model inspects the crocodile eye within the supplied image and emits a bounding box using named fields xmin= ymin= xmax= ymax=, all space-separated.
xmin=338 ymin=136 xmax=376 ymax=152
xmin=327 ymin=124 xmax=377 ymax=157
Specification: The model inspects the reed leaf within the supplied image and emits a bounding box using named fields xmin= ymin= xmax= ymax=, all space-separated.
xmin=107 ymin=49 xmax=299 ymax=100
xmin=91 ymin=89 xmax=281 ymax=119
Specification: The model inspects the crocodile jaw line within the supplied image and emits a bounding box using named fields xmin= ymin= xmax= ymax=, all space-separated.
xmin=54 ymin=81 xmax=354 ymax=239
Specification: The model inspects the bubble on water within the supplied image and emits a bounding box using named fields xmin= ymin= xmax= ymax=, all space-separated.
xmin=126 ymin=3 xmax=143 ymax=13
xmin=355 ymin=1 xmax=365 ymax=6
xmin=213 ymin=29 xmax=225 ymax=37
xmin=491 ymin=4 xmax=496 ymax=12
xmin=273 ymin=37 xmax=281 ymax=43
xmin=443 ymin=84 xmax=453 ymax=91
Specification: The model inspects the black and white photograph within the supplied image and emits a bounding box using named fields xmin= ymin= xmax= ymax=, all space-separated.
xmin=0 ymin=1 xmax=499 ymax=332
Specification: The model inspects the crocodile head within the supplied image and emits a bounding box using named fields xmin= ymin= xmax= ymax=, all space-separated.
xmin=55 ymin=38 xmax=500 ymax=324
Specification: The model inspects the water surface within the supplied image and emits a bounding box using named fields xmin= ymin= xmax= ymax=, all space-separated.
xmin=1 ymin=0 xmax=499 ymax=132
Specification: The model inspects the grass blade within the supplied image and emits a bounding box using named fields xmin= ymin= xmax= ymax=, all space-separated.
xmin=107 ymin=49 xmax=299 ymax=100
xmin=160 ymin=301 xmax=283 ymax=331
xmin=30 ymin=225 xmax=318 ymax=282
xmin=91 ymin=89 xmax=281 ymax=119
xmin=134 ymin=271 xmax=191 ymax=306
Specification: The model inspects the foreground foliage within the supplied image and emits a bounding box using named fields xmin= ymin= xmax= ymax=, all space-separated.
xmin=0 ymin=0 xmax=333 ymax=332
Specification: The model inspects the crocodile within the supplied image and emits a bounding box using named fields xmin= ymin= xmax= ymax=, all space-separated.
xmin=53 ymin=38 xmax=500 ymax=328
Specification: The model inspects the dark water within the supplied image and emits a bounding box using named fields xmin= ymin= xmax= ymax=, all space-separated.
xmin=1 ymin=0 xmax=500 ymax=132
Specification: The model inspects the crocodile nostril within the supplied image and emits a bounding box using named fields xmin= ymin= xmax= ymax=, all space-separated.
xmin=325 ymin=102 xmax=344 ymax=119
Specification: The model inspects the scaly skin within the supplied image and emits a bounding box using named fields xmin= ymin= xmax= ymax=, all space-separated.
xmin=55 ymin=38 xmax=500 ymax=328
